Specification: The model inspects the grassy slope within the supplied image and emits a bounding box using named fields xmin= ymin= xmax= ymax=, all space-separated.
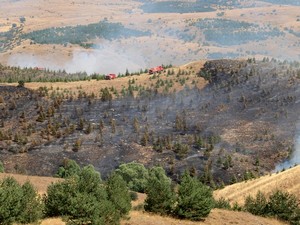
xmin=214 ymin=165 xmax=300 ymax=205
xmin=1 ymin=169 xmax=292 ymax=225
xmin=0 ymin=173 xmax=61 ymax=195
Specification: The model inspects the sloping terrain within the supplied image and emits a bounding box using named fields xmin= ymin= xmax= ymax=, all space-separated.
xmin=0 ymin=59 xmax=299 ymax=185
xmin=0 ymin=172 xmax=61 ymax=195
xmin=0 ymin=172 xmax=287 ymax=225
xmin=214 ymin=165 xmax=300 ymax=205
xmin=121 ymin=209 xmax=287 ymax=225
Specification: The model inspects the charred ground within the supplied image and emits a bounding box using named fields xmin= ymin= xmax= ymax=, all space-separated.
xmin=0 ymin=59 xmax=299 ymax=185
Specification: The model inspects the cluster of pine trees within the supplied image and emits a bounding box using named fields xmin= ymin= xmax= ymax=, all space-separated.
xmin=0 ymin=164 xmax=131 ymax=225
xmin=0 ymin=160 xmax=215 ymax=224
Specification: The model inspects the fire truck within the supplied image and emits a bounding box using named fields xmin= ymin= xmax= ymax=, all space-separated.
xmin=148 ymin=66 xmax=164 ymax=74
xmin=105 ymin=74 xmax=117 ymax=80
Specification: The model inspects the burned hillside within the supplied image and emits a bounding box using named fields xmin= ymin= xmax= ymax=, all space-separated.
xmin=0 ymin=59 xmax=299 ymax=185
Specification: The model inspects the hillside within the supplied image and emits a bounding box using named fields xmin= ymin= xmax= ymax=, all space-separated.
xmin=38 ymin=209 xmax=287 ymax=225
xmin=0 ymin=58 xmax=299 ymax=185
xmin=214 ymin=165 xmax=300 ymax=205
xmin=0 ymin=172 xmax=288 ymax=225
xmin=0 ymin=172 xmax=61 ymax=195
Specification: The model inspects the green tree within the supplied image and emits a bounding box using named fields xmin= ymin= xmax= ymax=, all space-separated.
xmin=45 ymin=165 xmax=120 ymax=225
xmin=115 ymin=162 xmax=149 ymax=192
xmin=56 ymin=159 xmax=81 ymax=178
xmin=106 ymin=173 xmax=131 ymax=218
xmin=100 ymin=87 xmax=112 ymax=102
xmin=17 ymin=80 xmax=25 ymax=87
xmin=144 ymin=166 xmax=176 ymax=215
xmin=176 ymin=171 xmax=214 ymax=220
xmin=0 ymin=161 xmax=4 ymax=173
xmin=244 ymin=191 xmax=267 ymax=216
xmin=214 ymin=197 xmax=231 ymax=210
xmin=19 ymin=181 xmax=44 ymax=224
xmin=267 ymin=190 xmax=299 ymax=221
xmin=0 ymin=177 xmax=43 ymax=225
xmin=0 ymin=177 xmax=23 ymax=224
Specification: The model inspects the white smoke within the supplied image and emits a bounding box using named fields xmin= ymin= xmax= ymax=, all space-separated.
xmin=7 ymin=41 xmax=147 ymax=75
xmin=65 ymin=43 xmax=146 ymax=75
xmin=275 ymin=123 xmax=300 ymax=171
xmin=7 ymin=53 xmax=62 ymax=71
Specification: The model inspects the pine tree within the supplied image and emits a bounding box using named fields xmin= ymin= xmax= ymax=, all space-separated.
xmin=19 ymin=181 xmax=43 ymax=224
xmin=267 ymin=190 xmax=299 ymax=221
xmin=0 ymin=160 xmax=4 ymax=172
xmin=56 ymin=159 xmax=81 ymax=178
xmin=0 ymin=177 xmax=43 ymax=225
xmin=176 ymin=171 xmax=214 ymax=220
xmin=144 ymin=166 xmax=176 ymax=215
xmin=115 ymin=162 xmax=149 ymax=193
xmin=106 ymin=173 xmax=131 ymax=218
xmin=45 ymin=165 xmax=120 ymax=225
xmin=244 ymin=191 xmax=267 ymax=216
xmin=0 ymin=177 xmax=23 ymax=224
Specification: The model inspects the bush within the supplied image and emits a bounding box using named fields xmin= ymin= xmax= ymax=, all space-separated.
xmin=55 ymin=159 xmax=81 ymax=178
xmin=176 ymin=171 xmax=214 ymax=220
xmin=267 ymin=190 xmax=299 ymax=221
xmin=0 ymin=177 xmax=43 ymax=225
xmin=243 ymin=190 xmax=300 ymax=224
xmin=130 ymin=191 xmax=138 ymax=201
xmin=115 ymin=162 xmax=149 ymax=192
xmin=214 ymin=197 xmax=231 ymax=210
xmin=0 ymin=161 xmax=4 ymax=173
xmin=244 ymin=191 xmax=267 ymax=216
xmin=45 ymin=165 xmax=120 ymax=225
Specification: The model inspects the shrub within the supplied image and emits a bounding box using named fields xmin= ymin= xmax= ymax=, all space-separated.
xmin=267 ymin=190 xmax=299 ymax=221
xmin=56 ymin=159 xmax=81 ymax=178
xmin=17 ymin=80 xmax=25 ymax=87
xmin=45 ymin=165 xmax=120 ymax=225
xmin=243 ymin=190 xmax=300 ymax=224
xmin=0 ymin=161 xmax=4 ymax=173
xmin=244 ymin=191 xmax=267 ymax=216
xmin=214 ymin=197 xmax=231 ymax=210
xmin=115 ymin=162 xmax=149 ymax=192
xmin=130 ymin=191 xmax=138 ymax=201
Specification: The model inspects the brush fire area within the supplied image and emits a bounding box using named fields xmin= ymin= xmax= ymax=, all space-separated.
xmin=0 ymin=59 xmax=299 ymax=186
xmin=1 ymin=0 xmax=300 ymax=224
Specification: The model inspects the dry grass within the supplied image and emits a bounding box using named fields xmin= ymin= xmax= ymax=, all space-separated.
xmin=1 ymin=63 xmax=207 ymax=97
xmin=40 ymin=218 xmax=65 ymax=225
xmin=1 ymin=170 xmax=290 ymax=225
xmin=214 ymin=165 xmax=300 ymax=206
xmin=34 ymin=209 xmax=288 ymax=225
xmin=0 ymin=173 xmax=62 ymax=195
xmin=1 ymin=0 xmax=300 ymax=70
xmin=121 ymin=209 xmax=287 ymax=225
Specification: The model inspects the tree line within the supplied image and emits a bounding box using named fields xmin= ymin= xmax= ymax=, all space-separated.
xmin=1 ymin=160 xmax=299 ymax=224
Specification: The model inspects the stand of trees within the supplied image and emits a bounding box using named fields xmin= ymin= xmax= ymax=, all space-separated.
xmin=1 ymin=160 xmax=299 ymax=224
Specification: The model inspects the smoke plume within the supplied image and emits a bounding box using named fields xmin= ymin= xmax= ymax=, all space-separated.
xmin=275 ymin=123 xmax=300 ymax=171
xmin=7 ymin=41 xmax=147 ymax=75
